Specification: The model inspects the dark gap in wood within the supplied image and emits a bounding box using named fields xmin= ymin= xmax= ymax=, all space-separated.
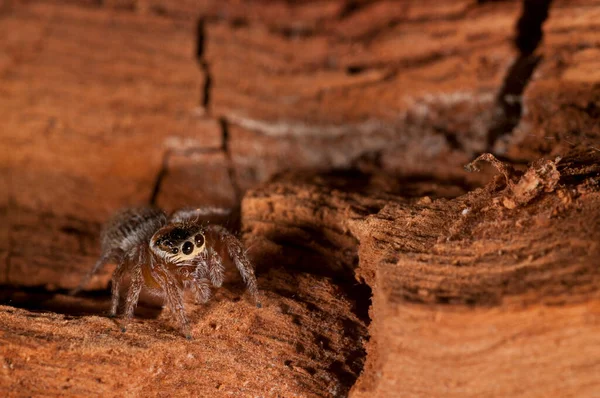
xmin=0 ymin=284 xmax=162 ymax=318
xmin=195 ymin=18 xmax=205 ymax=59
xmin=346 ymin=65 xmax=366 ymax=75
xmin=486 ymin=54 xmax=541 ymax=150
xmin=515 ymin=0 xmax=553 ymax=55
xmin=196 ymin=18 xmax=212 ymax=110
xmin=200 ymin=62 xmax=211 ymax=111
xmin=433 ymin=125 xmax=464 ymax=151
xmin=338 ymin=0 xmax=368 ymax=19
xmin=219 ymin=118 xmax=242 ymax=204
xmin=148 ymin=150 xmax=170 ymax=206
xmin=485 ymin=0 xmax=553 ymax=151
xmin=3 ymin=202 xmax=14 ymax=284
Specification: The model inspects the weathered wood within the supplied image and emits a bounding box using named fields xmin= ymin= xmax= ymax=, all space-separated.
xmin=0 ymin=268 xmax=367 ymax=397
xmin=0 ymin=0 xmax=599 ymax=396
xmin=243 ymin=150 xmax=600 ymax=397
xmin=0 ymin=3 xmax=224 ymax=287
xmin=208 ymin=0 xmax=521 ymax=181
xmin=503 ymin=0 xmax=600 ymax=159
xmin=0 ymin=3 xmax=215 ymax=223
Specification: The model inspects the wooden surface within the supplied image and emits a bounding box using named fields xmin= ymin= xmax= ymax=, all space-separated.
xmin=243 ymin=151 xmax=600 ymax=396
xmin=1 ymin=0 xmax=599 ymax=396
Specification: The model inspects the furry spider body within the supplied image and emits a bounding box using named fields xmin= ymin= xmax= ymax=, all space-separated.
xmin=73 ymin=207 xmax=260 ymax=339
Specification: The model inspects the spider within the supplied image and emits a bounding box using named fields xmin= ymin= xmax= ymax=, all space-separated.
xmin=71 ymin=206 xmax=261 ymax=339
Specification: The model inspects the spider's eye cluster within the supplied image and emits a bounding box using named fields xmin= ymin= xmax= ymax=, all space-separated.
xmin=182 ymin=241 xmax=194 ymax=255
xmin=151 ymin=227 xmax=206 ymax=263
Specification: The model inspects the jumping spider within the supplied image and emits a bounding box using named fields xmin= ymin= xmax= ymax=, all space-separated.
xmin=72 ymin=206 xmax=261 ymax=339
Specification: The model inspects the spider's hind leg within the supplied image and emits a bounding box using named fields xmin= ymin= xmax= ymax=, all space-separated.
xmin=109 ymin=257 xmax=128 ymax=317
xmin=70 ymin=250 xmax=118 ymax=295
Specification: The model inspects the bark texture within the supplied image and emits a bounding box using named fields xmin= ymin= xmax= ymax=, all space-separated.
xmin=0 ymin=0 xmax=599 ymax=396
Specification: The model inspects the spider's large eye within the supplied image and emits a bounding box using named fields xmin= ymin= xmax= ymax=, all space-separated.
xmin=182 ymin=241 xmax=194 ymax=255
xmin=194 ymin=234 xmax=205 ymax=247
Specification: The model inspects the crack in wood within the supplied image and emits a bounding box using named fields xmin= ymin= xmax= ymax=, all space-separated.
xmin=4 ymin=247 xmax=11 ymax=285
xmin=196 ymin=18 xmax=212 ymax=111
xmin=337 ymin=0 xmax=368 ymax=20
xmin=486 ymin=0 xmax=553 ymax=151
xmin=148 ymin=150 xmax=170 ymax=206
xmin=219 ymin=118 xmax=242 ymax=203
xmin=148 ymin=146 xmax=226 ymax=207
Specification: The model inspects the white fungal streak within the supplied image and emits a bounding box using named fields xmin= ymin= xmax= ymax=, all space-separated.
xmin=163 ymin=136 xmax=204 ymax=151
xmin=170 ymin=207 xmax=231 ymax=223
xmin=461 ymin=208 xmax=470 ymax=216
xmin=228 ymin=91 xmax=496 ymax=139
xmin=407 ymin=91 xmax=495 ymax=110
xmin=227 ymin=112 xmax=390 ymax=138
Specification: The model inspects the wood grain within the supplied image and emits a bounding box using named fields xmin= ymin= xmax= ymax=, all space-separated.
xmin=0 ymin=0 xmax=599 ymax=396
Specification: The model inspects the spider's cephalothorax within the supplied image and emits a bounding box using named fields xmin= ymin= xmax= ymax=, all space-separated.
xmin=72 ymin=207 xmax=260 ymax=339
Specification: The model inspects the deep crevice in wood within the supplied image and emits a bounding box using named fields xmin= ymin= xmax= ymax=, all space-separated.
xmin=148 ymin=150 xmax=170 ymax=206
xmin=196 ymin=18 xmax=211 ymax=111
xmin=337 ymin=0 xmax=365 ymax=20
xmin=486 ymin=0 xmax=553 ymax=151
xmin=515 ymin=0 xmax=553 ymax=55
xmin=219 ymin=117 xmax=242 ymax=203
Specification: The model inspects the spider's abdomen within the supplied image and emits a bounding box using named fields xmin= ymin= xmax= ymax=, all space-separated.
xmin=101 ymin=207 xmax=167 ymax=253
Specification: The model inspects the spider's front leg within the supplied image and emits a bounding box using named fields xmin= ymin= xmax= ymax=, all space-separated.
xmin=180 ymin=267 xmax=212 ymax=304
xmin=207 ymin=225 xmax=261 ymax=308
xmin=152 ymin=264 xmax=192 ymax=339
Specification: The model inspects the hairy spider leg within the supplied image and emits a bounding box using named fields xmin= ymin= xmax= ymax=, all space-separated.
xmin=207 ymin=247 xmax=226 ymax=288
xmin=150 ymin=262 xmax=192 ymax=339
xmin=109 ymin=254 xmax=129 ymax=317
xmin=70 ymin=249 xmax=122 ymax=295
xmin=120 ymin=247 xmax=147 ymax=330
xmin=209 ymin=225 xmax=261 ymax=308
xmin=194 ymin=277 xmax=212 ymax=304
xmin=181 ymin=266 xmax=212 ymax=304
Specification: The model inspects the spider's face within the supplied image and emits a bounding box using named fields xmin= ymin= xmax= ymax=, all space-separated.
xmin=150 ymin=224 xmax=206 ymax=265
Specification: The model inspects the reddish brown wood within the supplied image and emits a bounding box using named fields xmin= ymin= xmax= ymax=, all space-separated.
xmin=0 ymin=0 xmax=599 ymax=396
